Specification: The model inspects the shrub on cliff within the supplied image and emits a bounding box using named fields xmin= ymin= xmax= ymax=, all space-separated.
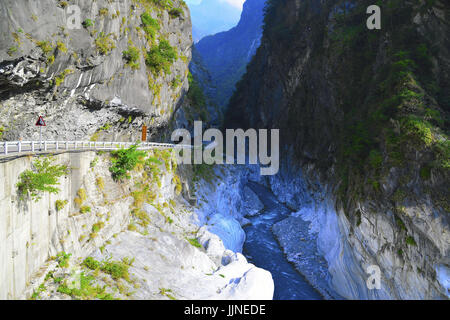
xmin=17 ymin=157 xmax=69 ymax=202
xmin=122 ymin=45 xmax=140 ymax=70
xmin=186 ymin=72 xmax=208 ymax=123
xmin=109 ymin=144 xmax=146 ymax=181
xmin=145 ymin=39 xmax=178 ymax=75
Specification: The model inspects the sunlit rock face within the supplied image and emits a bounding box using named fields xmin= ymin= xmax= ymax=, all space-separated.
xmin=265 ymin=155 xmax=449 ymax=300
xmin=242 ymin=185 xmax=264 ymax=216
xmin=0 ymin=0 xmax=192 ymax=142
xmin=194 ymin=166 xmax=248 ymax=253
xmin=7 ymin=152 xmax=273 ymax=300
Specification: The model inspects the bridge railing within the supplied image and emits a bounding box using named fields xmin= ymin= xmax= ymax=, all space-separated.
xmin=0 ymin=141 xmax=193 ymax=156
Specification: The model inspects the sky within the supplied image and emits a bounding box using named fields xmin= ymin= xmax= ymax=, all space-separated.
xmin=186 ymin=0 xmax=245 ymax=10
xmin=186 ymin=0 xmax=246 ymax=41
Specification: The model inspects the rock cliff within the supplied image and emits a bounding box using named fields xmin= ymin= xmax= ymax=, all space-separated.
xmin=195 ymin=0 xmax=265 ymax=110
xmin=0 ymin=149 xmax=273 ymax=300
xmin=226 ymin=0 xmax=450 ymax=299
xmin=0 ymin=0 xmax=192 ymax=142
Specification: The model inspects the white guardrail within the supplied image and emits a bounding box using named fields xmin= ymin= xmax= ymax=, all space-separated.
xmin=0 ymin=141 xmax=193 ymax=157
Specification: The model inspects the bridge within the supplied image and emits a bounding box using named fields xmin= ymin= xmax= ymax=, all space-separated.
xmin=0 ymin=140 xmax=192 ymax=159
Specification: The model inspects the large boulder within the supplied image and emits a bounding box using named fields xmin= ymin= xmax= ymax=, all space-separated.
xmin=242 ymin=186 xmax=264 ymax=217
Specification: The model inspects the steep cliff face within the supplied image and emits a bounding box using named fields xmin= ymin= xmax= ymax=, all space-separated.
xmin=195 ymin=0 xmax=266 ymax=109
xmin=226 ymin=0 xmax=450 ymax=299
xmin=0 ymin=0 xmax=192 ymax=142
xmin=0 ymin=150 xmax=274 ymax=300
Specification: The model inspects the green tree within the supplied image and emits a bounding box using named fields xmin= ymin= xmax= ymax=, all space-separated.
xmin=109 ymin=144 xmax=146 ymax=181
xmin=17 ymin=157 xmax=69 ymax=201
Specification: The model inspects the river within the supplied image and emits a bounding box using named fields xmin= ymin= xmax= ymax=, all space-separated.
xmin=242 ymin=181 xmax=323 ymax=300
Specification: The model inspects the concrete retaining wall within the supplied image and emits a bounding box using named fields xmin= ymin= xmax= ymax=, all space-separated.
xmin=0 ymin=152 xmax=133 ymax=299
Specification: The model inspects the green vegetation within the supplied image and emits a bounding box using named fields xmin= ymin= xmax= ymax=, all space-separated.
xmin=16 ymin=157 xmax=69 ymax=201
xmin=56 ymin=40 xmax=67 ymax=53
xmin=187 ymin=238 xmax=202 ymax=249
xmin=95 ymin=32 xmax=116 ymax=55
xmin=145 ymin=39 xmax=177 ymax=75
xmin=80 ymin=206 xmax=91 ymax=214
xmin=302 ymin=1 xmax=450 ymax=212
xmin=171 ymin=76 xmax=182 ymax=88
xmin=56 ymin=252 xmax=71 ymax=268
xmin=98 ymin=8 xmax=109 ymax=17
xmin=172 ymin=175 xmax=182 ymax=195
xmin=141 ymin=11 xmax=160 ymax=42
xmin=402 ymin=116 xmax=434 ymax=147
xmin=83 ymin=257 xmax=100 ymax=270
xmin=90 ymin=123 xmax=112 ymax=141
xmin=434 ymin=140 xmax=450 ymax=169
xmin=131 ymin=208 xmax=151 ymax=227
xmin=96 ymin=176 xmax=105 ymax=191
xmin=31 ymin=284 xmax=46 ymax=300
xmin=55 ymin=199 xmax=68 ymax=211
xmin=160 ymin=288 xmax=176 ymax=300
xmin=74 ymin=188 xmax=87 ymax=207
xmin=58 ymin=1 xmax=68 ymax=8
xmin=82 ymin=257 xmax=131 ymax=281
xmin=128 ymin=223 xmax=138 ymax=232
xmin=7 ymin=46 xmax=18 ymax=56
xmin=406 ymin=235 xmax=417 ymax=246
xmin=368 ymin=150 xmax=383 ymax=170
xmin=57 ymin=272 xmax=114 ymax=300
xmin=47 ymin=55 xmax=55 ymax=65
xmin=99 ymin=123 xmax=112 ymax=130
xmin=82 ymin=19 xmax=94 ymax=28
xmin=54 ymin=69 xmax=73 ymax=87
xmin=420 ymin=165 xmax=431 ymax=180
xmin=169 ymin=8 xmax=183 ymax=18
xmin=109 ymin=144 xmax=146 ymax=181
xmin=36 ymin=40 xmax=53 ymax=55
xmin=186 ymin=72 xmax=208 ymax=123
xmin=122 ymin=45 xmax=140 ymax=70
xmin=92 ymin=222 xmax=104 ymax=233
xmin=396 ymin=217 xmax=407 ymax=231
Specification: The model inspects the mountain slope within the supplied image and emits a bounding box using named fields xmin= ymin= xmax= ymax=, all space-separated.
xmin=226 ymin=0 xmax=450 ymax=299
xmin=195 ymin=0 xmax=266 ymax=109
xmin=188 ymin=0 xmax=242 ymax=41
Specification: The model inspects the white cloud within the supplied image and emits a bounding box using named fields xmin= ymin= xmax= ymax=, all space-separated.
xmin=222 ymin=0 xmax=245 ymax=9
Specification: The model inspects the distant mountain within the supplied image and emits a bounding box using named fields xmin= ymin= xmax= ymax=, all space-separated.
xmin=194 ymin=0 xmax=266 ymax=110
xmin=188 ymin=0 xmax=242 ymax=42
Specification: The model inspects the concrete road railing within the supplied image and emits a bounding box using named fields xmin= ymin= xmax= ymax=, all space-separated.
xmin=0 ymin=141 xmax=192 ymax=158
